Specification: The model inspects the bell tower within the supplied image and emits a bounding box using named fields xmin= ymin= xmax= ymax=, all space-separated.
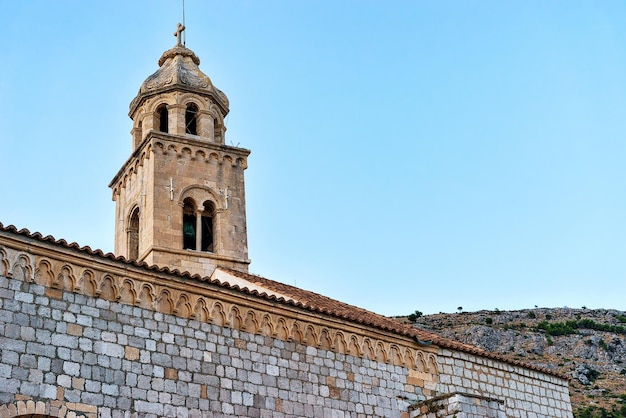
xmin=109 ymin=24 xmax=250 ymax=276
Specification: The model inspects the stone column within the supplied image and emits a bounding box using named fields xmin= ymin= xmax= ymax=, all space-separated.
xmin=131 ymin=125 xmax=142 ymax=149
xmin=195 ymin=208 xmax=203 ymax=251
xmin=168 ymin=104 xmax=186 ymax=135
xmin=198 ymin=110 xmax=214 ymax=141
xmin=142 ymin=111 xmax=156 ymax=135
xmin=214 ymin=209 xmax=224 ymax=254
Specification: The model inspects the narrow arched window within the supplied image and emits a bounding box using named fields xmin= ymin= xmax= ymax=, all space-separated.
xmin=200 ymin=201 xmax=215 ymax=252
xmin=127 ymin=207 xmax=140 ymax=260
xmin=213 ymin=117 xmax=220 ymax=142
xmin=182 ymin=198 xmax=197 ymax=250
xmin=157 ymin=104 xmax=169 ymax=133
xmin=185 ymin=103 xmax=198 ymax=135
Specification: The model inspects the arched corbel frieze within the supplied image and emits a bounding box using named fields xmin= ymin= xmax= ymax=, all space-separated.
xmin=363 ymin=338 xmax=376 ymax=360
xmin=304 ymin=324 xmax=318 ymax=347
xmin=211 ymin=301 xmax=227 ymax=326
xmin=375 ymin=340 xmax=388 ymax=363
xmin=236 ymin=157 xmax=247 ymax=169
xmin=193 ymin=298 xmax=210 ymax=322
xmin=259 ymin=313 xmax=274 ymax=337
xmin=0 ymin=247 xmax=8 ymax=277
xmin=141 ymin=146 xmax=151 ymax=164
xmin=97 ymin=275 xmax=118 ymax=301
xmin=228 ymin=305 xmax=243 ymax=329
xmin=34 ymin=259 xmax=54 ymax=287
xmin=319 ymin=328 xmax=333 ymax=351
xmin=174 ymin=293 xmax=192 ymax=318
xmin=347 ymin=334 xmax=362 ymax=357
xmin=154 ymin=141 xmax=165 ymax=154
xmin=335 ymin=332 xmax=349 ymax=354
xmin=156 ymin=289 xmax=174 ymax=314
xmin=404 ymin=348 xmax=416 ymax=371
xmin=290 ymin=321 xmax=304 ymax=343
xmin=416 ymin=351 xmax=427 ymax=372
xmin=11 ymin=253 xmax=33 ymax=282
xmin=3 ymin=251 xmax=439 ymax=374
xmin=427 ymin=353 xmax=438 ymax=373
xmin=195 ymin=150 xmax=206 ymax=161
xmin=274 ymin=317 xmax=290 ymax=340
xmin=137 ymin=284 xmax=155 ymax=309
xmin=54 ymin=264 xmax=76 ymax=291
xmin=119 ymin=279 xmax=137 ymax=305
xmin=166 ymin=144 xmax=178 ymax=155
xmin=390 ymin=344 xmax=403 ymax=366
xmin=80 ymin=269 xmax=97 ymax=296
xmin=243 ymin=309 xmax=259 ymax=334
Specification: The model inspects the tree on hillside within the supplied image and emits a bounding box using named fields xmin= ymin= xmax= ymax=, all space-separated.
xmin=407 ymin=310 xmax=423 ymax=322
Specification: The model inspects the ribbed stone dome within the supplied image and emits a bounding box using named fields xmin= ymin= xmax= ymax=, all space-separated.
xmin=129 ymin=44 xmax=229 ymax=117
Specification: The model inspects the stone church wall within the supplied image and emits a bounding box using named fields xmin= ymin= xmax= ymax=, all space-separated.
xmin=0 ymin=275 xmax=426 ymax=418
xmin=409 ymin=392 xmax=507 ymax=418
xmin=435 ymin=349 xmax=572 ymax=417
xmin=0 ymin=236 xmax=572 ymax=418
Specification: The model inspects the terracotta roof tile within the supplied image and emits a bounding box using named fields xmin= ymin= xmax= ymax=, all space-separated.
xmin=0 ymin=222 xmax=566 ymax=379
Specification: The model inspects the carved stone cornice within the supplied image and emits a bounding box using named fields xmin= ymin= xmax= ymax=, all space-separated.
xmin=109 ymin=132 xmax=250 ymax=197
xmin=0 ymin=234 xmax=440 ymax=378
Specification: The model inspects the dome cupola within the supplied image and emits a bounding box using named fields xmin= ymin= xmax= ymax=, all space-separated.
xmin=128 ymin=24 xmax=229 ymax=148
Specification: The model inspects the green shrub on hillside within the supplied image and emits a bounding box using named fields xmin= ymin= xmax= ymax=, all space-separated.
xmin=407 ymin=310 xmax=423 ymax=322
xmin=535 ymin=319 xmax=626 ymax=336
xmin=536 ymin=320 xmax=575 ymax=336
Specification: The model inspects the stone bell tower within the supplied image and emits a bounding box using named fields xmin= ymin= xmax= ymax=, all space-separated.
xmin=109 ymin=24 xmax=250 ymax=276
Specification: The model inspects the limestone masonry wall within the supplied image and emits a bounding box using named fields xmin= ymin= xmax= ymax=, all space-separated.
xmin=0 ymin=235 xmax=572 ymax=417
xmin=0 ymin=277 xmax=423 ymax=417
xmin=435 ymin=350 xmax=572 ymax=417
xmin=409 ymin=393 xmax=507 ymax=418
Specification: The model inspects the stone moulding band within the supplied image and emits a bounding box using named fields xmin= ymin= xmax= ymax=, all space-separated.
xmin=0 ymin=241 xmax=440 ymax=379
xmin=110 ymin=135 xmax=249 ymax=198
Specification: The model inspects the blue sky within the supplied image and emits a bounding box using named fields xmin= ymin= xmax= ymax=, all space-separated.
xmin=1 ymin=1 xmax=626 ymax=316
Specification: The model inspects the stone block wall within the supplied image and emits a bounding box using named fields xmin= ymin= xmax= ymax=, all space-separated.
xmin=436 ymin=349 xmax=572 ymax=417
xmin=0 ymin=275 xmax=425 ymax=418
xmin=409 ymin=393 xmax=507 ymax=418
xmin=0 ymin=235 xmax=573 ymax=418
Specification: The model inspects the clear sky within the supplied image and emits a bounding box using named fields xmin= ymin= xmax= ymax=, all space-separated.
xmin=1 ymin=1 xmax=626 ymax=316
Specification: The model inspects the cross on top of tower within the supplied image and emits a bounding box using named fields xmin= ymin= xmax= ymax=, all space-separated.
xmin=174 ymin=23 xmax=185 ymax=46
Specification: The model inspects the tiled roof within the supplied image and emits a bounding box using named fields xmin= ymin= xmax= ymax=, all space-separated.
xmin=0 ymin=222 xmax=566 ymax=379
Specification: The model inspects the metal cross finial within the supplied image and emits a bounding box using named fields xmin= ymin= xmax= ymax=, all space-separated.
xmin=174 ymin=23 xmax=185 ymax=46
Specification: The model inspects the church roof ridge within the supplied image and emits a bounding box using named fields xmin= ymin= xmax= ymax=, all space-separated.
xmin=0 ymin=221 xmax=567 ymax=380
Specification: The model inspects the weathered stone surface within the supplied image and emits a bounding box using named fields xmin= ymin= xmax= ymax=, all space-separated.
xmin=0 ymin=273 xmax=574 ymax=417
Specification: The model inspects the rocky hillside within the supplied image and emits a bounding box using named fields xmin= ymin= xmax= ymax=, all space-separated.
xmin=397 ymin=308 xmax=626 ymax=417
